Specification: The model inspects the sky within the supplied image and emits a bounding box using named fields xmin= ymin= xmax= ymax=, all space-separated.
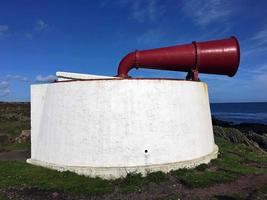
xmin=0 ymin=0 xmax=267 ymax=103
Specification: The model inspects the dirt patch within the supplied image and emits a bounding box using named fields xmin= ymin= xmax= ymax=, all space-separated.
xmin=182 ymin=174 xmax=267 ymax=199
xmin=0 ymin=150 xmax=30 ymax=161
xmin=1 ymin=174 xmax=267 ymax=200
xmin=244 ymin=162 xmax=267 ymax=168
xmin=102 ymin=174 xmax=267 ymax=199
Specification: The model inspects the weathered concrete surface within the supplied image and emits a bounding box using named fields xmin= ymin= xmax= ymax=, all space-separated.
xmin=27 ymin=145 xmax=218 ymax=179
xmin=29 ymin=79 xmax=217 ymax=179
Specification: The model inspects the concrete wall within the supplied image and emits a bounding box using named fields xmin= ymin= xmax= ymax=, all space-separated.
xmin=28 ymin=79 xmax=217 ymax=179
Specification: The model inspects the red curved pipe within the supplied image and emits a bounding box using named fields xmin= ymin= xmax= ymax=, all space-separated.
xmin=117 ymin=36 xmax=240 ymax=79
xmin=117 ymin=52 xmax=137 ymax=78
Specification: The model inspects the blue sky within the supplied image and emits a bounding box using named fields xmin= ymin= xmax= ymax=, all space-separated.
xmin=0 ymin=0 xmax=267 ymax=102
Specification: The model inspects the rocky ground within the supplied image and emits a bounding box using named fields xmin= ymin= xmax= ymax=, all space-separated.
xmin=0 ymin=102 xmax=267 ymax=200
xmin=212 ymin=118 xmax=267 ymax=152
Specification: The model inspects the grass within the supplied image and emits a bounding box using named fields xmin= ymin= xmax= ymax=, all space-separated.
xmin=207 ymin=186 xmax=267 ymax=200
xmin=0 ymin=102 xmax=30 ymax=138
xmin=0 ymin=161 xmax=113 ymax=195
xmin=0 ymin=102 xmax=267 ymax=198
xmin=248 ymin=186 xmax=267 ymax=199
xmin=172 ymin=168 xmax=236 ymax=188
xmin=170 ymin=137 xmax=267 ymax=188
xmin=0 ymin=137 xmax=266 ymax=196
xmin=114 ymin=171 xmax=167 ymax=193
xmin=1 ymin=142 xmax=30 ymax=151
xmin=0 ymin=121 xmax=30 ymax=138
xmin=0 ymin=195 xmax=9 ymax=200
xmin=0 ymin=162 xmax=168 ymax=195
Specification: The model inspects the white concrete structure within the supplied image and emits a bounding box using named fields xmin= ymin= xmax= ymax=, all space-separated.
xmin=27 ymin=74 xmax=218 ymax=179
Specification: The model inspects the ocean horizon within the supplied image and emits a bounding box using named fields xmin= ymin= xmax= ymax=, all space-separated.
xmin=210 ymin=102 xmax=267 ymax=125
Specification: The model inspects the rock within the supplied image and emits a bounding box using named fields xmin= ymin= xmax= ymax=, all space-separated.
xmin=52 ymin=192 xmax=59 ymax=199
xmin=213 ymin=126 xmax=266 ymax=153
xmin=15 ymin=130 xmax=31 ymax=144
xmin=213 ymin=126 xmax=250 ymax=144
xmin=246 ymin=131 xmax=267 ymax=151
xmin=212 ymin=117 xmax=267 ymax=135
xmin=233 ymin=123 xmax=267 ymax=135
xmin=212 ymin=117 xmax=233 ymax=127
xmin=0 ymin=134 xmax=9 ymax=145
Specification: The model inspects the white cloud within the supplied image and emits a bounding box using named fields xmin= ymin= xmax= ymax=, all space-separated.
xmin=0 ymin=74 xmax=28 ymax=98
xmin=182 ymin=0 xmax=233 ymax=27
xmin=242 ymin=45 xmax=267 ymax=57
xmin=35 ymin=19 xmax=49 ymax=31
xmin=0 ymin=25 xmax=9 ymax=37
xmin=243 ymin=26 xmax=267 ymax=57
xmin=120 ymin=0 xmax=166 ymax=23
xmin=245 ymin=64 xmax=267 ymax=75
xmin=0 ymin=81 xmax=9 ymax=89
xmin=6 ymin=75 xmax=28 ymax=81
xmin=252 ymin=25 xmax=267 ymax=45
xmin=0 ymin=88 xmax=10 ymax=97
xmin=25 ymin=32 xmax=33 ymax=39
xmin=0 ymin=80 xmax=9 ymax=98
xmin=137 ymin=28 xmax=163 ymax=45
xmin=203 ymin=63 xmax=267 ymax=102
xmin=36 ymin=75 xmax=56 ymax=82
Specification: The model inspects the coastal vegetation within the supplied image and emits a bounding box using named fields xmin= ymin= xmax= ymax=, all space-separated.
xmin=0 ymin=102 xmax=267 ymax=199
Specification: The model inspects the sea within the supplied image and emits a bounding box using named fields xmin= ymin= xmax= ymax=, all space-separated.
xmin=210 ymin=102 xmax=267 ymax=125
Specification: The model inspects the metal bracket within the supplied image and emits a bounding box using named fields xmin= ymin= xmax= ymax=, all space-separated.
xmin=186 ymin=69 xmax=200 ymax=81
